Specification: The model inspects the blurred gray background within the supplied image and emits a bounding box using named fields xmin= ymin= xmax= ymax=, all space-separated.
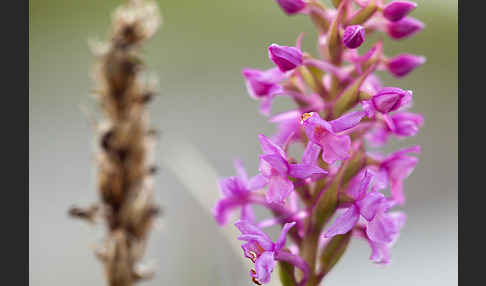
xmin=29 ymin=0 xmax=457 ymax=285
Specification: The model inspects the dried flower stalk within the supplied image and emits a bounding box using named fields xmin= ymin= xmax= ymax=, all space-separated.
xmin=70 ymin=1 xmax=161 ymax=285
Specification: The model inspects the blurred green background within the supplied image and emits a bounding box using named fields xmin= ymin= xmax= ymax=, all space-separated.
xmin=29 ymin=0 xmax=457 ymax=285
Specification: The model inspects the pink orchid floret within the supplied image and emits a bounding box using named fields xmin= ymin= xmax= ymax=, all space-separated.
xmin=365 ymin=200 xmax=405 ymax=244
xmin=324 ymin=170 xmax=396 ymax=242
xmin=242 ymin=67 xmax=284 ymax=116
xmin=213 ymin=160 xmax=267 ymax=225
xmin=325 ymin=170 xmax=406 ymax=261
xmin=373 ymin=146 xmax=421 ymax=204
xmin=270 ymin=110 xmax=305 ymax=147
xmin=300 ymin=111 xmax=366 ymax=164
xmin=389 ymin=111 xmax=424 ymax=136
xmin=354 ymin=210 xmax=406 ymax=264
xmin=366 ymin=111 xmax=424 ymax=146
xmin=236 ymin=220 xmax=309 ymax=285
xmin=258 ymin=134 xmax=327 ymax=204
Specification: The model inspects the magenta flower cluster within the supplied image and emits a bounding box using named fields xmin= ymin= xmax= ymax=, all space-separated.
xmin=214 ymin=1 xmax=425 ymax=285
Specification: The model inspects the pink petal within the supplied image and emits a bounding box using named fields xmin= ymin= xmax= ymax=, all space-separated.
xmin=259 ymin=93 xmax=277 ymax=116
xmin=390 ymin=179 xmax=406 ymax=204
xmin=266 ymin=176 xmax=294 ymax=204
xmin=369 ymin=240 xmax=391 ymax=264
xmin=302 ymin=142 xmax=321 ymax=165
xmin=235 ymin=220 xmax=275 ymax=250
xmin=387 ymin=155 xmax=418 ymax=183
xmin=367 ymin=166 xmax=387 ymax=191
xmin=324 ymin=205 xmax=360 ymax=238
xmin=258 ymin=134 xmax=287 ymax=158
xmin=214 ymin=196 xmax=246 ymax=226
xmin=259 ymin=154 xmax=289 ymax=176
xmin=235 ymin=219 xmax=270 ymax=236
xmin=346 ymin=172 xmax=365 ymax=200
xmin=389 ymin=211 xmax=407 ymax=230
xmin=270 ymin=110 xmax=302 ymax=147
xmin=288 ymin=163 xmax=328 ymax=179
xmin=357 ymin=192 xmax=386 ymax=221
xmin=366 ymin=213 xmax=398 ymax=244
xmin=241 ymin=205 xmax=256 ymax=224
xmin=218 ymin=176 xmax=247 ymax=197
xmin=275 ymin=222 xmax=297 ymax=252
xmin=234 ymin=159 xmax=249 ymax=185
xmin=252 ymin=251 xmax=276 ymax=284
xmin=248 ymin=174 xmax=269 ymax=190
xmin=242 ymin=67 xmax=284 ymax=98
xmin=329 ymin=110 xmax=366 ymax=133
xmin=365 ymin=123 xmax=390 ymax=147
xmin=321 ymin=133 xmax=351 ymax=164
xmin=391 ymin=112 xmax=424 ymax=137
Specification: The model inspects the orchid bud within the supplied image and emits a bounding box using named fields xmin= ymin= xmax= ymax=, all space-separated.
xmin=386 ymin=54 xmax=426 ymax=77
xmin=387 ymin=17 xmax=424 ymax=39
xmin=371 ymin=87 xmax=412 ymax=113
xmin=275 ymin=0 xmax=306 ymax=15
xmin=343 ymin=25 xmax=365 ymax=49
xmin=383 ymin=1 xmax=417 ymax=22
xmin=268 ymin=44 xmax=303 ymax=72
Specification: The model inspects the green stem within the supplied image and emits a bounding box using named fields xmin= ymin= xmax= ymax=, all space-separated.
xmin=317 ymin=232 xmax=352 ymax=283
xmin=300 ymin=231 xmax=320 ymax=286
xmin=279 ymin=261 xmax=298 ymax=286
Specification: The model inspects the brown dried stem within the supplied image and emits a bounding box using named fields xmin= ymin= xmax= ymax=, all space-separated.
xmin=69 ymin=1 xmax=161 ymax=286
